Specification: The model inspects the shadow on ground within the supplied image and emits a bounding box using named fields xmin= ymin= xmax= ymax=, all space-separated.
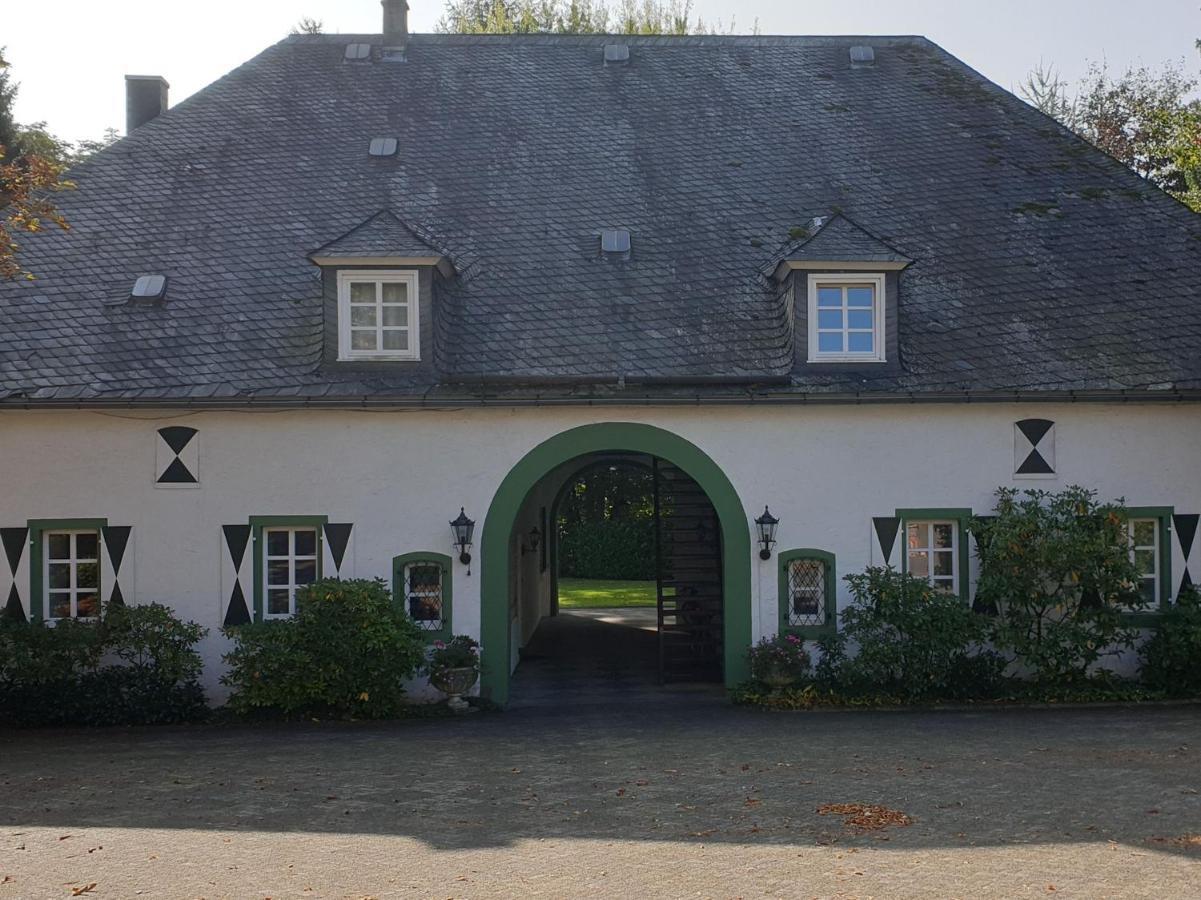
xmin=1 ymin=614 xmax=1198 ymax=862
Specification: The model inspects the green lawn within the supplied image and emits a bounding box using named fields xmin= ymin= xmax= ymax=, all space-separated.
xmin=557 ymin=578 xmax=657 ymax=608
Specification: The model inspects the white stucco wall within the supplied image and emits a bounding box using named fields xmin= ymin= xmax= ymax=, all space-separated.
xmin=1 ymin=402 xmax=1198 ymax=696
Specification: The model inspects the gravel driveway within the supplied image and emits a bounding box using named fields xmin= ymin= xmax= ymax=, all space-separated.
xmin=1 ymin=698 xmax=1199 ymax=898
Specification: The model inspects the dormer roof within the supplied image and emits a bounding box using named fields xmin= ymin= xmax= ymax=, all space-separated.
xmin=310 ymin=210 xmax=454 ymax=275
xmin=773 ymin=214 xmax=912 ymax=280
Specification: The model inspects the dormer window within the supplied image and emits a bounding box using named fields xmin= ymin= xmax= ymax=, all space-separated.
xmin=806 ymin=273 xmax=886 ymax=363
xmin=336 ymin=270 xmax=419 ymax=361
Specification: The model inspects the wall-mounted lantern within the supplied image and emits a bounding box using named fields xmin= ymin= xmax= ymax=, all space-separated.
xmin=521 ymin=526 xmax=542 ymax=555
xmin=450 ymin=507 xmax=475 ymax=566
xmin=754 ymin=506 xmax=779 ymax=560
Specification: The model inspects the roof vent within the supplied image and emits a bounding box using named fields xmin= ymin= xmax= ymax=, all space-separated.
xmin=368 ymin=137 xmax=399 ymax=157
xmin=601 ymin=230 xmax=632 ymax=254
xmin=345 ymin=43 xmax=372 ymax=61
xmin=604 ymin=44 xmax=630 ymax=66
xmin=850 ymin=46 xmax=875 ymax=68
xmin=129 ymin=274 xmax=168 ymax=304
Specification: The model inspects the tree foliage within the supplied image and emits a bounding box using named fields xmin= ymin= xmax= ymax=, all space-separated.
xmin=291 ymin=16 xmax=325 ymax=35
xmin=972 ymin=486 xmax=1145 ymax=684
xmin=1021 ymin=58 xmax=1201 ymax=211
xmin=437 ymin=0 xmax=746 ymax=35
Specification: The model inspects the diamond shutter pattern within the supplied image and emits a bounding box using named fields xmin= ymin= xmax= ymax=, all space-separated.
xmin=1 ymin=527 xmax=30 ymax=622
xmin=100 ymin=526 xmax=134 ymax=607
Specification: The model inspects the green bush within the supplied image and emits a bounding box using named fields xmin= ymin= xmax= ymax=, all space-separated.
xmin=822 ymin=567 xmax=1004 ymax=701
xmin=558 ymin=519 xmax=655 ymax=580
xmin=973 ymin=486 xmax=1144 ymax=684
xmin=0 ymin=603 xmax=208 ymax=727
xmin=222 ymin=578 xmax=426 ymax=719
xmin=1139 ymin=586 xmax=1201 ymax=696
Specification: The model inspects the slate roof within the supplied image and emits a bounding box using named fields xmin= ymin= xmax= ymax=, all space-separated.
xmin=776 ymin=215 xmax=912 ymax=267
xmin=310 ymin=210 xmax=449 ymax=262
xmin=2 ymin=32 xmax=1200 ymax=406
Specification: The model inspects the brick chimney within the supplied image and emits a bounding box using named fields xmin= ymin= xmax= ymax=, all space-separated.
xmin=382 ymin=0 xmax=409 ymax=42
xmin=125 ymin=75 xmax=169 ymax=133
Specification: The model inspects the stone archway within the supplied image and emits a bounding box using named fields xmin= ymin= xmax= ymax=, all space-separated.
xmin=480 ymin=423 xmax=751 ymax=704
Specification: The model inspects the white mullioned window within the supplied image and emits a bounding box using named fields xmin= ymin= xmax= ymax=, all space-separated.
xmin=807 ymin=273 xmax=886 ymax=363
xmin=906 ymin=521 xmax=958 ymax=594
xmin=44 ymin=530 xmax=101 ymax=620
xmin=336 ymin=270 xmax=420 ymax=361
xmin=1128 ymin=518 xmax=1160 ymax=607
xmin=263 ymin=527 xmax=320 ymax=618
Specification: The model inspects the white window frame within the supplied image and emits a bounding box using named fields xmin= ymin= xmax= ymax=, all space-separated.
xmin=44 ymin=529 xmax=102 ymax=621
xmin=807 ymin=272 xmax=886 ymax=363
xmin=263 ymin=526 xmax=320 ymax=619
xmin=336 ymin=269 xmax=420 ymax=362
xmin=905 ymin=520 xmax=959 ymax=594
xmin=1127 ymin=518 xmax=1161 ymax=608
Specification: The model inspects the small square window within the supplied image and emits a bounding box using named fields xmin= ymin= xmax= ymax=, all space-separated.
xmin=807 ymin=274 xmax=886 ymax=363
xmin=42 ymin=530 xmax=102 ymax=621
xmin=337 ymin=271 xmax=420 ymax=361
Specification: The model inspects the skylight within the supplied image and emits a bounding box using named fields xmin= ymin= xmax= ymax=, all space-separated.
xmin=604 ymin=44 xmax=630 ymax=66
xmin=344 ymin=43 xmax=372 ymax=61
xmin=130 ymin=274 xmax=168 ymax=303
xmin=601 ymin=230 xmax=632 ymax=254
xmin=368 ymin=138 xmax=399 ymax=157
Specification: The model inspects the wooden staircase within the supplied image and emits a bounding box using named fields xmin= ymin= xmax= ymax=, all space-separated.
xmin=654 ymin=459 xmax=724 ymax=683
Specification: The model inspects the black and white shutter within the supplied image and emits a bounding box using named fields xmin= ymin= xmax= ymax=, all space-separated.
xmin=871 ymin=517 xmax=902 ymax=568
xmin=156 ymin=426 xmax=199 ymax=486
xmin=322 ymin=523 xmax=355 ymax=578
xmin=220 ymin=524 xmax=253 ymax=626
xmin=1 ymin=527 xmax=29 ymax=622
xmin=1015 ymin=419 xmax=1055 ymax=477
xmin=100 ymin=526 xmax=134 ymax=606
xmin=1174 ymin=513 xmax=1199 ymax=597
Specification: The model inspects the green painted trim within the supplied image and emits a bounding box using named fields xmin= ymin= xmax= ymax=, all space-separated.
xmin=249 ymin=515 xmax=328 ymax=622
xmin=777 ymin=548 xmax=837 ymax=639
xmin=481 ymin=423 xmax=751 ymax=705
xmin=895 ymin=508 xmax=973 ymax=601
xmin=27 ymin=518 xmax=108 ymax=622
xmin=392 ymin=551 xmax=453 ymax=642
xmin=1124 ymin=506 xmax=1174 ymax=621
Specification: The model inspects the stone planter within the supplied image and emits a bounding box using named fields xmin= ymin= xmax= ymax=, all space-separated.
xmin=430 ymin=666 xmax=478 ymax=713
xmin=759 ymin=668 xmax=798 ymax=691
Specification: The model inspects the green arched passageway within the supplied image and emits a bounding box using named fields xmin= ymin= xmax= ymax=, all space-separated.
xmin=480 ymin=422 xmax=751 ymax=704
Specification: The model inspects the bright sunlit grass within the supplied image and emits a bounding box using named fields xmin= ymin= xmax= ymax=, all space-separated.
xmin=557 ymin=578 xmax=657 ymax=608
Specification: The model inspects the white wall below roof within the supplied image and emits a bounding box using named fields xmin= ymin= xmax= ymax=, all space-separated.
xmin=1 ymin=402 xmax=1197 ymax=696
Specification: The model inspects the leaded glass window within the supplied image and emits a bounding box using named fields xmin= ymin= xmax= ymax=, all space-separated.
xmin=405 ymin=561 xmax=445 ymax=631
xmin=786 ymin=558 xmax=827 ymax=628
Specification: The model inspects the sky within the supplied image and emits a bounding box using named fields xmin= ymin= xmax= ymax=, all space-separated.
xmin=5 ymin=0 xmax=1200 ymax=144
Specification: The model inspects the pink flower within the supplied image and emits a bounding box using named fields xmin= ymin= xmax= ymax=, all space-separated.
xmin=433 ymin=640 xmax=446 ymax=650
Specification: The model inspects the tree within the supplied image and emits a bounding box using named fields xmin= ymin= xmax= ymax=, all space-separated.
xmin=0 ymin=48 xmax=73 ymax=280
xmin=437 ymin=0 xmax=745 ymax=36
xmin=1021 ymin=59 xmax=1201 ymax=211
xmin=291 ymin=16 xmax=325 ymax=35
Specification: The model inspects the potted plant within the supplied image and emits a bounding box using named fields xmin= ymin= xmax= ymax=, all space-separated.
xmin=426 ymin=635 xmax=480 ymax=713
xmin=747 ymin=634 xmax=812 ymax=690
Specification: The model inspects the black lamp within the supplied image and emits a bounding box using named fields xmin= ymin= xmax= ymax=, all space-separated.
xmin=755 ymin=506 xmax=779 ymax=560
xmin=450 ymin=507 xmax=475 ymax=565
xmin=522 ymin=526 xmax=542 ymax=555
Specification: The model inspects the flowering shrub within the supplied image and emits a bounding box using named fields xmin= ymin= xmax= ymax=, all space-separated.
xmin=426 ymin=635 xmax=481 ymax=677
xmin=747 ymin=634 xmax=811 ymax=685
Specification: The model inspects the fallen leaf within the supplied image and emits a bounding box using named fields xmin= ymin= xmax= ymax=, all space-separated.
xmin=817 ymin=803 xmax=913 ymax=833
xmin=70 ymin=884 xmax=97 ymax=896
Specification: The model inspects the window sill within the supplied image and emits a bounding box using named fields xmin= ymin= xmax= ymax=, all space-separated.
xmin=806 ymin=356 xmax=887 ymax=365
xmin=336 ymin=354 xmax=422 ymax=363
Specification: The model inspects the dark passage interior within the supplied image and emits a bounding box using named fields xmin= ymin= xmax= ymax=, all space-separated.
xmin=509 ymin=454 xmax=724 ymax=705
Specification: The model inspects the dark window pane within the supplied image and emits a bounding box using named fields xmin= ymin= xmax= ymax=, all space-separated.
xmin=266 ymin=530 xmax=289 ymax=556
xmin=267 ymin=560 xmax=290 ymax=586
xmin=294 ymin=530 xmax=317 ymax=557
xmin=932 ymin=524 xmax=954 ymax=549
xmin=48 ymin=563 xmax=71 ymax=589
xmin=49 ymin=594 xmax=71 ymax=619
xmin=294 ymin=559 xmax=317 ymax=585
xmin=76 ymin=563 xmax=99 ymax=589
xmin=410 ymin=595 xmax=442 ymax=621
xmin=267 ymin=589 xmax=291 ymax=616
xmin=77 ymin=593 xmax=99 ymax=618
xmin=75 ymin=533 xmax=98 ymax=559
xmin=933 ymin=552 xmax=954 ymax=577
xmin=47 ymin=533 xmax=70 ymax=560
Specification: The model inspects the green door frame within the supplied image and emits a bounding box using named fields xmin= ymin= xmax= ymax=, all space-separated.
xmin=481 ymin=422 xmax=752 ymax=705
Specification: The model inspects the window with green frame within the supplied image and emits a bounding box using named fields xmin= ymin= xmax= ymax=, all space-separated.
xmin=1124 ymin=506 xmax=1172 ymax=621
xmin=896 ymin=508 xmax=972 ymax=601
xmin=393 ymin=552 xmax=453 ymax=642
xmin=778 ymin=549 xmax=837 ymax=638
xmin=28 ymin=518 xmax=108 ymax=622
xmin=249 ymin=515 xmax=327 ymax=622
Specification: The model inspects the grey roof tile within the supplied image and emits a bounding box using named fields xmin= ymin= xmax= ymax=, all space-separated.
xmin=1 ymin=33 xmax=1200 ymax=403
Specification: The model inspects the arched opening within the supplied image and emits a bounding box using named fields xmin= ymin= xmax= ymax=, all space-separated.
xmin=480 ymin=423 xmax=751 ymax=705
